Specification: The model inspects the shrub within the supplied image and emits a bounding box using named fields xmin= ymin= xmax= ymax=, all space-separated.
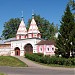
xmin=64 ymin=58 xmax=75 ymax=66
xmin=57 ymin=58 xmax=65 ymax=65
xmin=71 ymin=58 xmax=75 ymax=65
xmin=25 ymin=53 xmax=75 ymax=66
xmin=35 ymin=53 xmax=43 ymax=57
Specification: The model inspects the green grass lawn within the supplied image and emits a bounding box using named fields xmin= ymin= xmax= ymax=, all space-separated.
xmin=0 ymin=73 xmax=5 ymax=75
xmin=0 ymin=56 xmax=27 ymax=67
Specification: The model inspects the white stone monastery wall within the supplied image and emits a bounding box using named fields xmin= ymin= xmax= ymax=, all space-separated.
xmin=0 ymin=48 xmax=11 ymax=56
xmin=11 ymin=38 xmax=41 ymax=56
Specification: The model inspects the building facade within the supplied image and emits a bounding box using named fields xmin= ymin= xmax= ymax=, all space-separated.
xmin=0 ymin=14 xmax=55 ymax=56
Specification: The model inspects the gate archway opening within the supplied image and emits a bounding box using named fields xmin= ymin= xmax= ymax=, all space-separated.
xmin=14 ymin=47 xmax=20 ymax=56
xmin=24 ymin=43 xmax=33 ymax=54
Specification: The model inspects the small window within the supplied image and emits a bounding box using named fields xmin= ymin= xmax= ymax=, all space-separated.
xmin=47 ymin=48 xmax=49 ymax=51
xmin=34 ymin=34 xmax=37 ymax=37
xmin=52 ymin=48 xmax=54 ymax=50
xmin=40 ymin=48 xmax=42 ymax=51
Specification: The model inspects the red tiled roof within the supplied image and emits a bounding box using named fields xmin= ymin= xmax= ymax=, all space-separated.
xmin=36 ymin=40 xmax=55 ymax=45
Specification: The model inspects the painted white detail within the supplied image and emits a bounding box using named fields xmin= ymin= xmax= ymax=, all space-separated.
xmin=20 ymin=50 xmax=24 ymax=56
xmin=16 ymin=18 xmax=27 ymax=39
xmin=11 ymin=50 xmax=15 ymax=56
xmin=17 ymin=19 xmax=27 ymax=35
xmin=28 ymin=17 xmax=41 ymax=38
xmin=28 ymin=18 xmax=40 ymax=33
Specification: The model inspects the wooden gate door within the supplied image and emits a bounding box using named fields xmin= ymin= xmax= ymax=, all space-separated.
xmin=15 ymin=49 xmax=20 ymax=56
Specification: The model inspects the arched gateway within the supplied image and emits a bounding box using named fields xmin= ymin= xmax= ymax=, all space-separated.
xmin=24 ymin=43 xmax=33 ymax=54
xmin=10 ymin=14 xmax=42 ymax=56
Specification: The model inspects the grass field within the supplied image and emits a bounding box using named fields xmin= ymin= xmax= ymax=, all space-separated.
xmin=0 ymin=56 xmax=27 ymax=67
xmin=0 ymin=73 xmax=5 ymax=75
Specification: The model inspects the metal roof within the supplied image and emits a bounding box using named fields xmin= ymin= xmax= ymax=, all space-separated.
xmin=0 ymin=37 xmax=16 ymax=44
xmin=36 ymin=40 xmax=55 ymax=45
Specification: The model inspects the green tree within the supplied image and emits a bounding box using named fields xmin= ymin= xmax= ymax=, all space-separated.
xmin=27 ymin=14 xmax=57 ymax=40
xmin=68 ymin=0 xmax=75 ymax=18
xmin=69 ymin=0 xmax=75 ymax=10
xmin=2 ymin=18 xmax=21 ymax=39
xmin=55 ymin=5 xmax=75 ymax=58
xmin=0 ymin=37 xmax=1 ymax=40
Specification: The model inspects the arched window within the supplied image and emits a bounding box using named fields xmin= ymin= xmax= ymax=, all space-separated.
xmin=52 ymin=48 xmax=54 ymax=51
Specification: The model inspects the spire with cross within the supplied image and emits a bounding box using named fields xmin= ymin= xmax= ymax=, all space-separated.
xmin=21 ymin=11 xmax=24 ymax=20
xmin=32 ymin=10 xmax=34 ymax=18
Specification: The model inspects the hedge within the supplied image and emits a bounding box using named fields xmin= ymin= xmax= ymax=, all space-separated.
xmin=25 ymin=53 xmax=75 ymax=66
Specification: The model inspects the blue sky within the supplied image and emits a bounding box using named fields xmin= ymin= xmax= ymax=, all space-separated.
xmin=0 ymin=0 xmax=69 ymax=36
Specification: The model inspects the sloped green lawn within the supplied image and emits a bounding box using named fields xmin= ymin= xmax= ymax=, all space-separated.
xmin=0 ymin=56 xmax=27 ymax=67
